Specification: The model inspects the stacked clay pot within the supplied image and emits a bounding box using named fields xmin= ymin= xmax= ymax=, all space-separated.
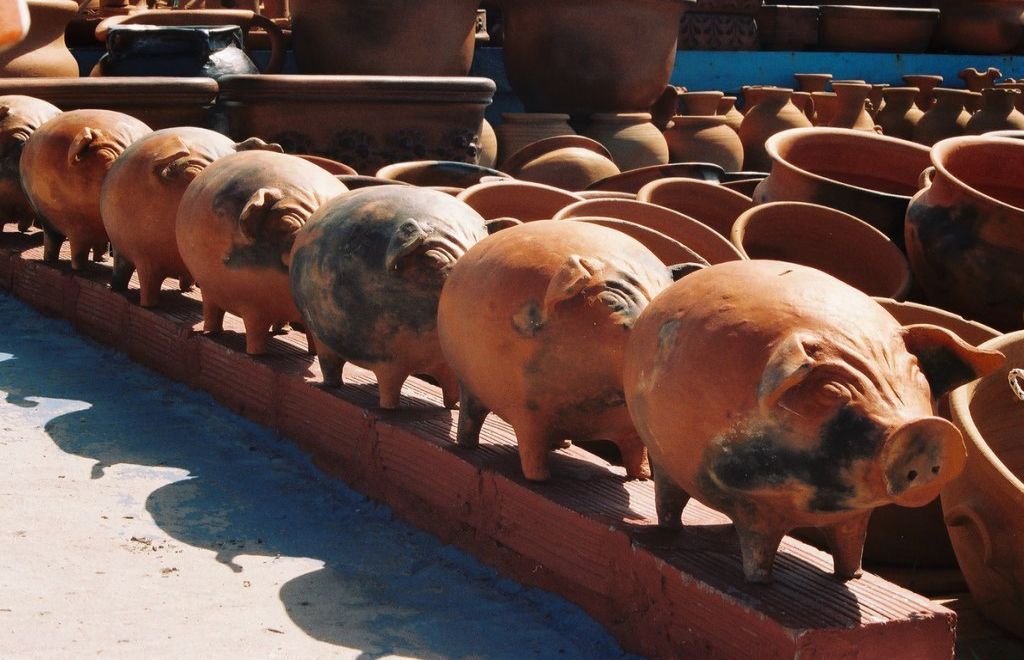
xmin=19 ymin=108 xmax=152 ymax=269
xmin=738 ymin=87 xmax=812 ymax=171
xmin=0 ymin=95 xmax=61 ymax=231
xmin=175 ymin=150 xmax=348 ymax=354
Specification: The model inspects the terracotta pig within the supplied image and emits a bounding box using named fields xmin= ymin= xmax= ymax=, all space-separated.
xmin=175 ymin=150 xmax=348 ymax=354
xmin=0 ymin=95 xmax=60 ymax=231
xmin=438 ymin=220 xmax=694 ymax=481
xmin=19 ymin=109 xmax=151 ymax=269
xmin=101 ymin=128 xmax=280 ymax=307
xmin=623 ymin=260 xmax=1004 ymax=582
xmin=290 ymin=186 xmax=487 ymax=408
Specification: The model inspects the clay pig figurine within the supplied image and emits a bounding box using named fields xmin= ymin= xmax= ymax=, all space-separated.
xmin=0 ymin=95 xmax=61 ymax=232
xmin=101 ymin=128 xmax=280 ymax=307
xmin=623 ymin=260 xmax=1004 ymax=583
xmin=176 ymin=150 xmax=348 ymax=354
xmin=290 ymin=186 xmax=487 ymax=408
xmin=438 ymin=220 xmax=697 ymax=481
xmin=19 ymin=108 xmax=151 ymax=269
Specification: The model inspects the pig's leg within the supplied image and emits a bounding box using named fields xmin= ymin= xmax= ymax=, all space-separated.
xmin=375 ymin=364 xmax=409 ymax=409
xmin=312 ymin=336 xmax=345 ymax=387
xmin=110 ymin=252 xmax=135 ymax=292
xmin=68 ymin=240 xmax=91 ymax=271
xmin=201 ymin=300 xmax=225 ymax=334
xmin=92 ymin=241 xmax=108 ymax=262
xmin=456 ymin=387 xmax=489 ymax=448
xmin=615 ymin=434 xmax=651 ymax=480
xmin=652 ymin=462 xmax=690 ymax=529
xmin=41 ymin=224 xmax=64 ymax=263
xmin=242 ymin=315 xmax=272 ymax=355
xmin=302 ymin=328 xmax=317 ymax=355
xmin=516 ymin=421 xmax=553 ymax=481
xmin=734 ymin=518 xmax=785 ymax=583
xmin=431 ymin=364 xmax=460 ymax=410
xmin=178 ymin=275 xmax=194 ymax=292
xmin=822 ymin=512 xmax=870 ymax=580
xmin=137 ymin=268 xmax=165 ymax=308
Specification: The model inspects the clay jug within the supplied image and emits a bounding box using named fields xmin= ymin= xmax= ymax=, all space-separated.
xmin=810 ymin=91 xmax=838 ymax=126
xmin=829 ymin=82 xmax=878 ymax=132
xmin=738 ymin=87 xmax=812 ymax=171
xmin=679 ymin=91 xmax=724 ymax=116
xmin=791 ymin=91 xmax=815 ymax=123
xmin=583 ymin=112 xmax=669 ymax=171
xmin=913 ymin=88 xmax=973 ymax=146
xmin=965 ymin=87 xmax=1024 ymax=134
xmin=959 ymin=66 xmax=1002 ymax=112
xmin=902 ymin=74 xmax=943 ymax=110
xmin=876 ymin=87 xmax=924 ymax=140
xmin=717 ymin=96 xmax=744 ymax=132
xmin=663 ymin=115 xmax=744 ymax=171
xmin=869 ymin=84 xmax=888 ymax=117
xmin=495 ymin=113 xmax=574 ymax=168
xmin=0 ymin=0 xmax=78 ymax=77
xmin=793 ymin=73 xmax=831 ymax=93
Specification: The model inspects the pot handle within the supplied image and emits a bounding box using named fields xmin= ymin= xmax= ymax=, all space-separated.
xmin=945 ymin=503 xmax=993 ymax=565
xmin=918 ymin=166 xmax=936 ymax=190
xmin=247 ymin=13 xmax=284 ymax=75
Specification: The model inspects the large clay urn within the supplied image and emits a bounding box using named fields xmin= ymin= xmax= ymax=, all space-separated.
xmin=19 ymin=109 xmax=151 ymax=269
xmin=438 ymin=219 xmax=682 ymax=481
xmin=0 ymin=95 xmax=61 ymax=231
xmin=175 ymin=150 xmax=348 ymax=354
xmin=583 ymin=113 xmax=669 ymax=170
xmin=965 ymin=87 xmax=1024 ymax=134
xmin=913 ymin=88 xmax=974 ymax=146
xmin=738 ymin=87 xmax=812 ymax=172
xmin=0 ymin=0 xmax=78 ymax=78
xmin=290 ymin=0 xmax=480 ymax=75
xmin=905 ymin=136 xmax=1024 ymax=331
xmin=500 ymin=0 xmax=695 ymax=115
xmin=876 ymin=87 xmax=924 ymax=140
xmin=290 ymin=186 xmax=487 ymax=408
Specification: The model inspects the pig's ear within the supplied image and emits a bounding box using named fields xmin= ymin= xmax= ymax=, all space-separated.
xmin=543 ymin=254 xmax=603 ymax=313
xmin=233 ymin=137 xmax=283 ymax=153
xmin=385 ymin=218 xmax=431 ymax=272
xmin=758 ymin=333 xmax=816 ymax=412
xmin=238 ymin=187 xmax=307 ymax=264
xmin=67 ymin=127 xmax=101 ymax=165
xmin=150 ymin=136 xmax=191 ymax=180
xmin=903 ymin=324 xmax=1005 ymax=397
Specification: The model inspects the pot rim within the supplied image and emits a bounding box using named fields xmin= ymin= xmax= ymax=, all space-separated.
xmin=929 ymin=135 xmax=1024 ymax=216
xmin=872 ymin=297 xmax=1002 ymax=345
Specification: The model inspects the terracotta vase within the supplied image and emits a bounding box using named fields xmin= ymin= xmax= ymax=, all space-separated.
xmin=810 ymin=91 xmax=838 ymax=126
xmin=478 ymin=119 xmax=498 ymax=169
xmin=290 ymin=186 xmax=487 ymax=407
xmin=793 ymin=73 xmax=831 ymax=93
xmin=456 ymin=180 xmax=582 ymax=222
xmin=905 ymin=136 xmax=1024 ymax=331
xmin=568 ymin=217 xmax=705 ymax=266
xmin=946 ymin=331 xmax=1024 ymax=637
xmin=876 ymin=87 xmax=924 ymax=140
xmin=663 ymin=115 xmax=743 ymax=172
xmin=175 ymin=150 xmax=349 ymax=354
xmin=678 ymin=91 xmax=724 ymax=116
xmin=583 ymin=113 xmax=670 ymax=171
xmin=959 ymin=66 xmax=1002 ymax=112
xmin=965 ymin=88 xmax=1024 ymax=135
xmin=437 ymin=220 xmax=677 ymax=481
xmin=737 ymin=87 xmax=812 ymax=172
xmin=637 ymin=177 xmax=753 ymax=238
xmin=902 ymin=74 xmax=943 ymax=111
xmin=717 ymin=95 xmax=743 ymax=132
xmin=495 ymin=113 xmax=575 ymax=169
xmin=623 ymin=259 xmax=1003 ymax=582
xmin=500 ymin=136 xmax=620 ymax=192
xmin=290 ymin=0 xmax=480 ymax=75
xmin=932 ymin=0 xmax=1024 ymax=54
xmin=829 ymin=82 xmax=878 ymax=132
xmin=913 ymin=88 xmax=974 ymax=147
xmin=869 ymin=83 xmax=888 ymax=118
xmin=0 ymin=0 xmax=78 ymax=77
xmin=0 ymin=95 xmax=61 ymax=232
xmin=731 ymin=201 xmax=911 ymax=299
xmin=19 ymin=109 xmax=152 ymax=269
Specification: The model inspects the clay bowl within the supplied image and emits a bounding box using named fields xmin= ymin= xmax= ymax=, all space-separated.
xmin=567 ymin=216 xmax=708 ymax=266
xmin=637 ymin=177 xmax=753 ymax=238
xmin=376 ymin=160 xmax=510 ymax=188
xmin=756 ymin=127 xmax=931 ymax=246
xmin=946 ymin=330 xmax=1024 ymax=637
xmin=731 ymin=201 xmax=911 ymax=299
xmin=500 ymin=135 xmax=620 ymax=192
xmin=336 ymin=175 xmax=412 ymax=189
xmin=553 ymin=198 xmax=744 ymax=264
xmin=0 ymin=95 xmax=61 ymax=232
xmin=818 ymin=5 xmax=938 ymax=52
xmin=586 ymin=162 xmax=725 ymax=193
xmin=456 ymin=180 xmax=582 ymax=222
xmin=985 ymin=129 xmax=1024 ymax=139
xmin=296 ymin=154 xmax=358 ymax=175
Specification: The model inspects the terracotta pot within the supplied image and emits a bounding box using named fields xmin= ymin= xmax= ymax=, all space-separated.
xmin=678 ymin=91 xmax=724 ymax=116
xmin=905 ymin=136 xmax=1024 ymax=331
xmin=568 ymin=217 xmax=707 ymax=266
xmin=791 ymin=91 xmax=815 ymax=124
xmin=662 ymin=115 xmax=743 ymax=172
xmin=0 ymin=0 xmax=78 ymax=78
xmin=755 ymin=127 xmax=931 ymax=245
xmin=902 ymin=73 xmax=942 ymax=111
xmin=583 ymin=113 xmax=669 ymax=171
xmin=960 ymin=66 xmax=1003 ymax=112
xmin=500 ymin=0 xmax=695 ymax=115
xmin=623 ymin=259 xmax=1003 ymax=582
xmin=717 ymin=95 xmax=744 ymax=132
xmin=494 ymin=113 xmax=575 ymax=168
xmin=818 ymin=5 xmax=938 ymax=52
xmin=375 ymin=161 xmax=510 ymax=188
xmin=478 ymin=119 xmax=498 ymax=169
xmin=0 ymin=95 xmax=61 ymax=232
xmin=932 ymin=0 xmax=1024 ymax=54
xmin=501 ymin=136 xmax=620 ymax=192
xmin=649 ymin=85 xmax=682 ymax=132
xmin=637 ymin=176 xmax=752 ymax=237
xmin=290 ymin=0 xmax=479 ymax=75
xmin=19 ymin=108 xmax=151 ymax=269
xmin=100 ymin=128 xmax=278 ymax=307
xmin=92 ymin=25 xmax=259 ymax=79
xmin=291 ymin=186 xmax=486 ymax=407
xmin=437 ymin=219 xmax=677 ymax=480
xmin=913 ymin=88 xmax=975 ymax=147
xmin=217 ymin=75 xmax=495 ymax=175
xmin=946 ymin=330 xmax=1024 ymax=637
xmin=586 ymin=162 xmax=725 ymax=194
xmin=829 ymin=82 xmax=878 ymax=132
xmin=456 ymin=180 xmax=582 ymax=222
xmin=877 ymin=298 xmax=1003 ymax=346
xmin=175 ymin=150 xmax=348 ymax=354
xmin=738 ymin=87 xmax=812 ymax=171
xmin=965 ymin=87 xmax=1024 ymax=134
xmin=553 ymin=198 xmax=744 ymax=263
xmin=810 ymin=91 xmax=838 ymax=126
xmin=996 ymin=81 xmax=1024 ymax=112
xmin=869 ymin=84 xmax=889 ymax=118
xmin=731 ymin=201 xmax=911 ymax=299
xmin=0 ymin=77 xmax=219 ymax=130
xmin=794 ymin=73 xmax=832 ymax=93
xmin=876 ymin=87 xmax=924 ymax=140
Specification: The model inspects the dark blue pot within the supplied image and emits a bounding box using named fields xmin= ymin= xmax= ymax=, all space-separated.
xmin=92 ymin=24 xmax=259 ymax=79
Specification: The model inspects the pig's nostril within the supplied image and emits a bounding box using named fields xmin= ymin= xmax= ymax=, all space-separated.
xmin=907 ymin=470 xmax=918 ymax=482
xmin=932 ymin=465 xmax=940 ymax=475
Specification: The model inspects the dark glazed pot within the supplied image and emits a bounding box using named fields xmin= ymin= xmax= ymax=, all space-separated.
xmin=290 ymin=186 xmax=487 ymax=409
xmin=0 ymin=95 xmax=61 ymax=231
xmin=91 ymin=25 xmax=258 ymax=79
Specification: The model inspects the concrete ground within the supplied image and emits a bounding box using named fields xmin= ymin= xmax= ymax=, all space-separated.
xmin=0 ymin=292 xmax=634 ymax=659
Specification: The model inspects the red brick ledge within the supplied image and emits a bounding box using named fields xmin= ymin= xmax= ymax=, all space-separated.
xmin=1 ymin=234 xmax=956 ymax=659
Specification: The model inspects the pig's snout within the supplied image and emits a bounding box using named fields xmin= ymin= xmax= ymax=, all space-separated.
xmin=881 ymin=417 xmax=966 ymax=507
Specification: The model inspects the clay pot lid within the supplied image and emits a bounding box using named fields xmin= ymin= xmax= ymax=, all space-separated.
xmin=216 ymin=75 xmax=496 ymax=103
xmin=375 ymin=160 xmax=511 ymax=188
xmin=297 ymin=154 xmax=358 ymax=175
xmin=456 ymin=179 xmax=582 ymax=221
xmin=586 ymin=162 xmax=725 ymax=193
xmin=929 ymin=135 xmax=1024 ymax=215
xmin=873 ymin=297 xmax=1001 ymax=346
xmin=336 ymin=174 xmax=412 ymax=189
xmin=637 ymin=177 xmax=753 ymax=237
xmin=0 ymin=76 xmax=219 ymax=103
xmin=500 ymin=135 xmax=613 ymax=175
xmin=731 ymin=200 xmax=911 ymax=299
xmin=566 ymin=216 xmax=709 ymax=267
